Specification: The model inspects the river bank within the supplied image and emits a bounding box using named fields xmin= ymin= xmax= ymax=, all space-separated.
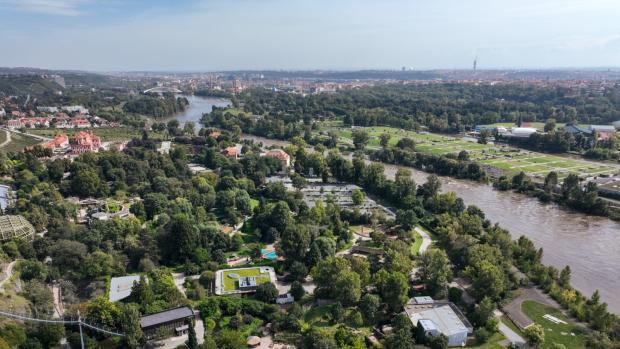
xmin=240 ymin=134 xmax=620 ymax=314
xmin=174 ymin=97 xmax=620 ymax=314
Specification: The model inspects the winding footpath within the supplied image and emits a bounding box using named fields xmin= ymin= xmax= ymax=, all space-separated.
xmin=0 ymin=260 xmax=18 ymax=292
xmin=414 ymin=226 xmax=432 ymax=254
xmin=0 ymin=129 xmax=11 ymax=148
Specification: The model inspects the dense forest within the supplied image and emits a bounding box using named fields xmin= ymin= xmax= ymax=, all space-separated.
xmin=122 ymin=94 xmax=189 ymax=118
xmin=233 ymin=84 xmax=620 ymax=133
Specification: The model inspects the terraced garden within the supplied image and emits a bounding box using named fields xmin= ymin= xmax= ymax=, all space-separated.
xmin=322 ymin=124 xmax=619 ymax=179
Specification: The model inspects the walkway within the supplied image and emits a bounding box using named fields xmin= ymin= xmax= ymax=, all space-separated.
xmin=414 ymin=226 xmax=432 ymax=254
xmin=494 ymin=309 xmax=525 ymax=346
xmin=503 ymin=287 xmax=559 ymax=329
xmin=0 ymin=129 xmax=11 ymax=147
xmin=0 ymin=260 xmax=18 ymax=292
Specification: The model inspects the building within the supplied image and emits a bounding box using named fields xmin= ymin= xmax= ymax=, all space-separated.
xmin=264 ymin=149 xmax=291 ymax=167
xmin=158 ymin=141 xmax=171 ymax=154
xmin=563 ymin=123 xmax=592 ymax=137
xmin=590 ymin=125 xmax=616 ymax=140
xmin=109 ymin=275 xmax=141 ymax=302
xmin=70 ymin=131 xmax=101 ymax=154
xmin=222 ymin=145 xmax=242 ymax=159
xmin=62 ymin=105 xmax=89 ymax=114
xmin=508 ymin=127 xmax=538 ymax=138
xmin=37 ymin=106 xmax=59 ymax=113
xmin=404 ymin=298 xmax=473 ymax=347
xmin=276 ymin=293 xmax=294 ymax=305
xmin=140 ymin=306 xmax=195 ymax=340
xmin=215 ymin=266 xmax=277 ymax=295
xmin=71 ymin=118 xmax=91 ymax=128
xmin=0 ymin=215 xmax=35 ymax=242
xmin=43 ymin=134 xmax=69 ymax=151
xmin=0 ymin=108 xmax=5 ymax=117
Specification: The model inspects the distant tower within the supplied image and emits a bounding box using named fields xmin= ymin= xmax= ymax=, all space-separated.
xmin=473 ymin=56 xmax=477 ymax=72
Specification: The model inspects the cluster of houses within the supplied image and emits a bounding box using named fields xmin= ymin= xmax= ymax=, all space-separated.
xmin=222 ymin=144 xmax=292 ymax=168
xmin=4 ymin=105 xmax=120 ymax=130
xmin=41 ymin=131 xmax=102 ymax=154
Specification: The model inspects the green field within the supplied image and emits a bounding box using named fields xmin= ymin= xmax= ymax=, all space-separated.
xmin=222 ymin=267 xmax=272 ymax=292
xmin=322 ymin=124 xmax=618 ymax=179
xmin=521 ymin=300 xmax=586 ymax=349
xmin=24 ymin=127 xmax=149 ymax=142
xmin=0 ymin=132 xmax=41 ymax=152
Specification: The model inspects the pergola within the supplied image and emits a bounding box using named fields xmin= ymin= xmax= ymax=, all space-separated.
xmin=0 ymin=215 xmax=35 ymax=241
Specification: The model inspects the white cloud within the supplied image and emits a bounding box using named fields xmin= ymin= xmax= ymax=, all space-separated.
xmin=0 ymin=0 xmax=91 ymax=16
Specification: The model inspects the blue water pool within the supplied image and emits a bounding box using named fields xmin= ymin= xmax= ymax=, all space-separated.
xmin=261 ymin=249 xmax=278 ymax=260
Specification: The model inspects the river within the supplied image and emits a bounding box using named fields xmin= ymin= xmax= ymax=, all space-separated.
xmin=166 ymin=95 xmax=231 ymax=130
xmin=241 ymin=135 xmax=620 ymax=314
xmin=177 ymin=97 xmax=620 ymax=314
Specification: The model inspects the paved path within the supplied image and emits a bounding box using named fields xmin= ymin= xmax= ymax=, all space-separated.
xmin=503 ymin=287 xmax=559 ymax=329
xmin=494 ymin=309 xmax=525 ymax=346
xmin=414 ymin=226 xmax=432 ymax=254
xmin=50 ymin=283 xmax=65 ymax=318
xmin=0 ymin=129 xmax=11 ymax=147
xmin=0 ymin=260 xmax=18 ymax=292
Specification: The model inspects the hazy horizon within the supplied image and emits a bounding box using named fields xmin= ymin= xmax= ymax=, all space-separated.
xmin=1 ymin=0 xmax=620 ymax=71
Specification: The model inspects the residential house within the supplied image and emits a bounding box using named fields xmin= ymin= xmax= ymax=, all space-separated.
xmin=590 ymin=125 xmax=616 ymax=140
xmin=43 ymin=134 xmax=69 ymax=151
xmin=276 ymin=293 xmax=295 ymax=305
xmin=71 ymin=118 xmax=91 ymax=128
xmin=222 ymin=145 xmax=242 ymax=159
xmin=70 ymin=131 xmax=101 ymax=154
xmin=264 ymin=149 xmax=291 ymax=167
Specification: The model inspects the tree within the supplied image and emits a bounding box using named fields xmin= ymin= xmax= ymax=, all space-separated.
xmin=360 ymin=294 xmax=380 ymax=324
xmin=352 ymin=129 xmax=370 ymax=150
xmin=119 ymin=304 xmax=143 ymax=349
xmin=524 ymin=324 xmax=545 ymax=348
xmin=380 ymin=133 xmax=391 ymax=148
xmin=379 ymin=272 xmax=409 ymax=311
xmin=351 ymin=188 xmax=365 ymax=206
xmin=215 ymin=329 xmax=246 ymax=349
xmin=183 ymin=121 xmax=196 ymax=135
xmin=71 ymin=168 xmax=102 ymax=197
xmin=559 ymin=265 xmax=571 ymax=288
xmin=186 ymin=318 xmax=198 ymax=349
xmin=290 ymin=281 xmax=306 ymax=301
xmin=419 ymin=249 xmax=452 ymax=297
xmin=291 ymin=173 xmax=307 ymax=190
xmin=85 ymin=296 xmax=119 ymax=328
xmin=255 ymin=283 xmax=278 ymax=303
xmin=544 ymin=118 xmax=557 ymax=132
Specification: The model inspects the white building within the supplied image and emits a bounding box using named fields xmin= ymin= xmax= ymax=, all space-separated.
xmin=62 ymin=105 xmax=89 ymax=114
xmin=276 ymin=293 xmax=294 ymax=304
xmin=508 ymin=127 xmax=538 ymax=138
xmin=158 ymin=141 xmax=171 ymax=154
xmin=109 ymin=275 xmax=142 ymax=302
xmin=0 ymin=108 xmax=5 ymax=117
xmin=404 ymin=299 xmax=473 ymax=347
xmin=37 ymin=106 xmax=58 ymax=113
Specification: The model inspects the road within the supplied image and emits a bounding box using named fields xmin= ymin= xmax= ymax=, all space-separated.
xmin=494 ymin=309 xmax=525 ymax=346
xmin=0 ymin=260 xmax=18 ymax=292
xmin=414 ymin=226 xmax=432 ymax=254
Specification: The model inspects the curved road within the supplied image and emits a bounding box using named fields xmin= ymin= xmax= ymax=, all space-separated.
xmin=0 ymin=129 xmax=11 ymax=148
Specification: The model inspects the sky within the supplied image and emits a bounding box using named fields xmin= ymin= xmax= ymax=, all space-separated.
xmin=1 ymin=0 xmax=620 ymax=71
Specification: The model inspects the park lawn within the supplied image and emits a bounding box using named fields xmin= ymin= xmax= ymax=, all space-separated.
xmin=25 ymin=127 xmax=148 ymax=141
xmin=521 ymin=300 xmax=587 ymax=349
xmin=1 ymin=132 xmax=40 ymax=152
xmin=222 ymin=267 xmax=271 ymax=292
xmin=410 ymin=230 xmax=423 ymax=255
xmin=250 ymin=198 xmax=259 ymax=210
xmin=466 ymin=332 xmax=506 ymax=349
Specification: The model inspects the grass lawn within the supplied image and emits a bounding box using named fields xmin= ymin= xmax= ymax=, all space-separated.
xmin=24 ymin=127 xmax=152 ymax=142
xmin=521 ymin=300 xmax=587 ymax=349
xmin=0 ymin=132 xmax=41 ymax=152
xmin=467 ymin=332 xmax=506 ymax=349
xmin=222 ymin=267 xmax=271 ymax=292
xmin=410 ymin=230 xmax=423 ymax=255
xmin=250 ymin=198 xmax=259 ymax=210
xmin=332 ymin=124 xmax=619 ymax=178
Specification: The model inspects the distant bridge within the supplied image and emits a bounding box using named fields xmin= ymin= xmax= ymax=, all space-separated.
xmin=143 ymin=86 xmax=183 ymax=94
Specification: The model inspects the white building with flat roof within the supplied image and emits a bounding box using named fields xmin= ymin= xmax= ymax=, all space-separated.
xmin=404 ymin=299 xmax=473 ymax=347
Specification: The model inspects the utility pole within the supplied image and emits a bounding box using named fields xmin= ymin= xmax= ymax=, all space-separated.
xmin=78 ymin=310 xmax=85 ymax=349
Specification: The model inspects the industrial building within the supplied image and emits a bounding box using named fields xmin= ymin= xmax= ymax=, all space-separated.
xmin=404 ymin=298 xmax=473 ymax=347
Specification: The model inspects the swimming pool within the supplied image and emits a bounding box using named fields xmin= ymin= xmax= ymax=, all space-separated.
xmin=261 ymin=249 xmax=278 ymax=260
